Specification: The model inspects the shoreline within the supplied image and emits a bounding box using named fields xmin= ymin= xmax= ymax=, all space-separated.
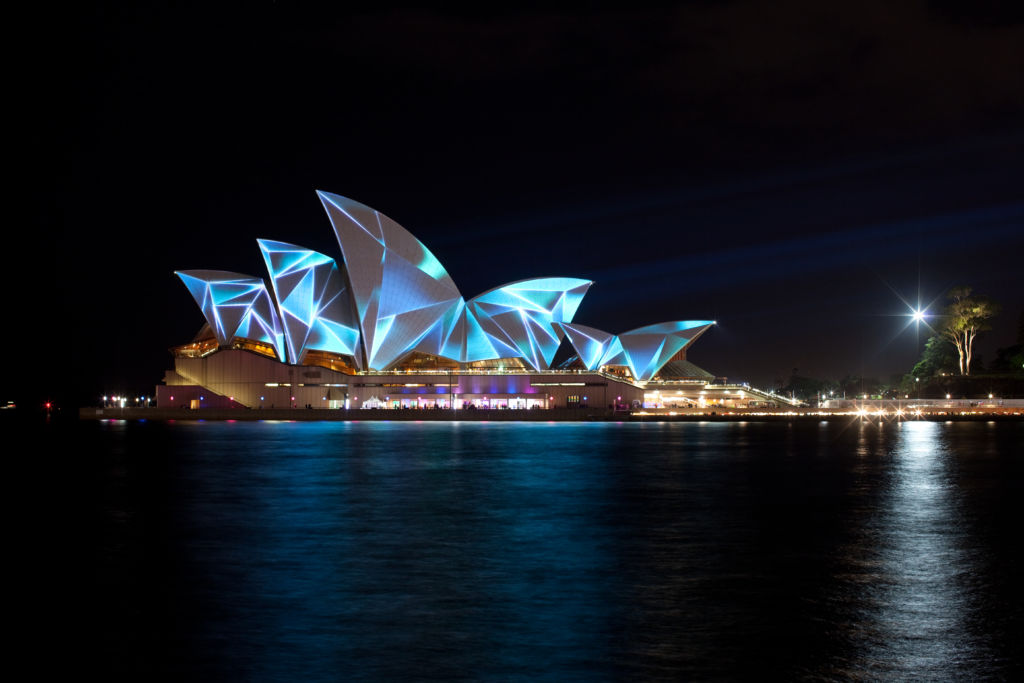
xmin=79 ymin=407 xmax=1024 ymax=422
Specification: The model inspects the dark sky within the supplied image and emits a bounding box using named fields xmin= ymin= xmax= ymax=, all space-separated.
xmin=16 ymin=1 xmax=1024 ymax=405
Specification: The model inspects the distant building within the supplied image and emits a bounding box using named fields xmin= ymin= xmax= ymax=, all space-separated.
xmin=158 ymin=192 xmax=718 ymax=411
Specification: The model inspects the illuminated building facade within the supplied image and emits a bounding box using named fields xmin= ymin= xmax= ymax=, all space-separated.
xmin=158 ymin=192 xmax=715 ymax=410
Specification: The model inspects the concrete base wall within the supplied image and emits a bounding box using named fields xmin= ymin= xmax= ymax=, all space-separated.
xmin=157 ymin=349 xmax=645 ymax=411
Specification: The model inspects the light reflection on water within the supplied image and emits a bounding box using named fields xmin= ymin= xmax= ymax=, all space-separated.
xmin=75 ymin=419 xmax=1022 ymax=680
xmin=830 ymin=421 xmax=989 ymax=678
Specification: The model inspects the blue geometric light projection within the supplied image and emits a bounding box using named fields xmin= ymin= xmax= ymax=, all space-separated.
xmin=257 ymin=239 xmax=361 ymax=367
xmin=317 ymin=191 xmax=465 ymax=370
xmin=175 ymin=270 xmax=286 ymax=361
xmin=176 ymin=192 xmax=712 ymax=375
xmin=559 ymin=320 xmax=714 ymax=381
xmin=467 ymin=278 xmax=593 ymax=370
xmin=430 ymin=300 xmax=505 ymax=364
xmin=602 ymin=321 xmax=715 ymax=381
xmin=556 ymin=322 xmax=617 ymax=371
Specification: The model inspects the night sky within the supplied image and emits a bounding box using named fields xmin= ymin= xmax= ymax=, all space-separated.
xmin=17 ymin=2 xmax=1024 ymax=406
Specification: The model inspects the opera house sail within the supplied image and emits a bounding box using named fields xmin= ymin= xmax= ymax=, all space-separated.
xmin=161 ymin=192 xmax=714 ymax=410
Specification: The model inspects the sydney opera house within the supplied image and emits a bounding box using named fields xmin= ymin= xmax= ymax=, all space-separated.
xmin=156 ymin=192 xmax=719 ymax=411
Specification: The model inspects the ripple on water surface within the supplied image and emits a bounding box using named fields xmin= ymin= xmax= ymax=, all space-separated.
xmin=80 ymin=419 xmax=1023 ymax=680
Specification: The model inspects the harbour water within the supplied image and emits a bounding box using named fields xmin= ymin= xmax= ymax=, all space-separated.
xmin=36 ymin=419 xmax=1024 ymax=679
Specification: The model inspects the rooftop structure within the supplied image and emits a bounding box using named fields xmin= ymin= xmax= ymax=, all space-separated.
xmin=164 ymin=192 xmax=716 ymax=410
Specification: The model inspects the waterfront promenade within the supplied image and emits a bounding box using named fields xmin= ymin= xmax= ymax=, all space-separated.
xmin=81 ymin=401 xmax=1023 ymax=422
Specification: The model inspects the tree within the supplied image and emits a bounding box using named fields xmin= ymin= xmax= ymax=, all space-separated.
xmin=991 ymin=343 xmax=1024 ymax=375
xmin=779 ymin=370 xmax=833 ymax=402
xmin=911 ymin=335 xmax=959 ymax=378
xmin=991 ymin=310 xmax=1024 ymax=375
xmin=940 ymin=287 xmax=999 ymax=376
xmin=836 ymin=374 xmax=881 ymax=399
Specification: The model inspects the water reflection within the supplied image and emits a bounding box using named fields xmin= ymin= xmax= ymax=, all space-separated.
xmin=76 ymin=419 xmax=1021 ymax=680
xmin=832 ymin=421 xmax=996 ymax=679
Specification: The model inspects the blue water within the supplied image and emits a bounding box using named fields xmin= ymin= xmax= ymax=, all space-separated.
xmin=42 ymin=419 xmax=1024 ymax=679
